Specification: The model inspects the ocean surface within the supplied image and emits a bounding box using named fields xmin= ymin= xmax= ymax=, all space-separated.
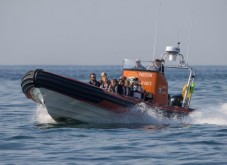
xmin=0 ymin=65 xmax=227 ymax=165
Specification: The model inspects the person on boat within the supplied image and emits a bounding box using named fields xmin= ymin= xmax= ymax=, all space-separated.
xmin=124 ymin=79 xmax=132 ymax=96
xmin=108 ymin=79 xmax=118 ymax=93
xmin=116 ymin=78 xmax=125 ymax=95
xmin=119 ymin=76 xmax=126 ymax=82
xmin=100 ymin=76 xmax=110 ymax=90
xmin=131 ymin=78 xmax=144 ymax=99
xmin=154 ymin=59 xmax=165 ymax=74
xmin=88 ymin=73 xmax=101 ymax=87
xmin=100 ymin=72 xmax=111 ymax=84
xmin=133 ymin=59 xmax=146 ymax=70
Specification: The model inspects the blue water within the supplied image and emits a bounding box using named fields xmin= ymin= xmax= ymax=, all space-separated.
xmin=0 ymin=65 xmax=227 ymax=165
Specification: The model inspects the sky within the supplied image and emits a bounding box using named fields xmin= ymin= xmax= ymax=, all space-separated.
xmin=0 ymin=0 xmax=226 ymax=65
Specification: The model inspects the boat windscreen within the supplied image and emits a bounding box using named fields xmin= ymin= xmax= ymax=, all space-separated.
xmin=122 ymin=59 xmax=155 ymax=71
xmin=122 ymin=59 xmax=135 ymax=69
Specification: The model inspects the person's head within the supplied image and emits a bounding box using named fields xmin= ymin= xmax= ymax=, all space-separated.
xmin=111 ymin=79 xmax=117 ymax=86
xmin=101 ymin=72 xmax=107 ymax=77
xmin=135 ymin=59 xmax=141 ymax=67
xmin=132 ymin=77 xmax=139 ymax=86
xmin=101 ymin=72 xmax=108 ymax=81
xmin=118 ymin=78 xmax=125 ymax=85
xmin=90 ymin=73 xmax=96 ymax=80
xmin=119 ymin=76 xmax=126 ymax=81
xmin=154 ymin=59 xmax=164 ymax=66
xmin=101 ymin=72 xmax=108 ymax=80
xmin=102 ymin=76 xmax=108 ymax=83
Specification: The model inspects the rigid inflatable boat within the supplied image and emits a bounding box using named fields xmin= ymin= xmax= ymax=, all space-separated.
xmin=21 ymin=44 xmax=196 ymax=123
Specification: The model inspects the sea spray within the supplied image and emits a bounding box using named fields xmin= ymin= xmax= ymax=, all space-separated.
xmin=116 ymin=103 xmax=182 ymax=125
xmin=35 ymin=105 xmax=56 ymax=124
xmin=33 ymin=101 xmax=227 ymax=126
xmin=187 ymin=103 xmax=227 ymax=126
xmin=33 ymin=102 xmax=185 ymax=125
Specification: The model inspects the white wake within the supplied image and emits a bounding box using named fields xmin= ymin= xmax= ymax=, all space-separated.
xmin=34 ymin=103 xmax=227 ymax=126
xmin=35 ymin=105 xmax=56 ymax=124
xmin=187 ymin=103 xmax=227 ymax=126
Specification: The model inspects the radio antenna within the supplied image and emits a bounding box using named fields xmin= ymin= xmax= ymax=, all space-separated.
xmin=186 ymin=2 xmax=196 ymax=63
xmin=152 ymin=0 xmax=162 ymax=61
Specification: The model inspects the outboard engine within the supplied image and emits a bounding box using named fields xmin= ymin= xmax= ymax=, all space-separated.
xmin=169 ymin=94 xmax=183 ymax=107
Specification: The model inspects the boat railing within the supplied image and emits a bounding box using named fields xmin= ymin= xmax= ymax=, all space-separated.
xmin=164 ymin=65 xmax=196 ymax=108
xmin=160 ymin=45 xmax=196 ymax=108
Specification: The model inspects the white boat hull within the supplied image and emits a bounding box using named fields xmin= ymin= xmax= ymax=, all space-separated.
xmin=34 ymin=88 xmax=129 ymax=123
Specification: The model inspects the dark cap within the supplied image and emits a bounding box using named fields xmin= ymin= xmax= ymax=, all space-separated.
xmin=155 ymin=59 xmax=164 ymax=62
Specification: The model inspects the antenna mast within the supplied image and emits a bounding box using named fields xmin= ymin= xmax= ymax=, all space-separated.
xmin=152 ymin=0 xmax=162 ymax=61
xmin=186 ymin=2 xmax=196 ymax=63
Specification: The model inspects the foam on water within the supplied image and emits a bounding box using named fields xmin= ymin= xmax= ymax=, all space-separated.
xmin=34 ymin=102 xmax=227 ymax=126
xmin=126 ymin=102 xmax=227 ymax=126
xmin=34 ymin=103 xmax=180 ymax=125
xmin=35 ymin=105 xmax=56 ymax=124
xmin=118 ymin=103 xmax=181 ymax=125
xmin=187 ymin=103 xmax=227 ymax=126
xmin=132 ymin=103 xmax=227 ymax=126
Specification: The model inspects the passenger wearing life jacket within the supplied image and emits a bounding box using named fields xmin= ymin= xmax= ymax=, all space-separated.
xmin=116 ymin=78 xmax=125 ymax=95
xmin=88 ymin=73 xmax=101 ymax=87
xmin=108 ymin=79 xmax=118 ymax=93
xmin=124 ymin=79 xmax=132 ymax=96
xmin=99 ymin=72 xmax=111 ymax=84
xmin=131 ymin=78 xmax=144 ymax=99
xmin=100 ymin=76 xmax=110 ymax=90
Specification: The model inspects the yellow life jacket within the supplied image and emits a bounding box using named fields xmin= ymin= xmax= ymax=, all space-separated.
xmin=182 ymin=82 xmax=195 ymax=99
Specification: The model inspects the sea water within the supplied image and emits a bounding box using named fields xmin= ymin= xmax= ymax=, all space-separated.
xmin=0 ymin=65 xmax=227 ymax=165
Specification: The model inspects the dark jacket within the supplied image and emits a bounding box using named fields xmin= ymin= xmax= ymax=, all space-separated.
xmin=89 ymin=80 xmax=101 ymax=87
xmin=116 ymin=84 xmax=125 ymax=95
